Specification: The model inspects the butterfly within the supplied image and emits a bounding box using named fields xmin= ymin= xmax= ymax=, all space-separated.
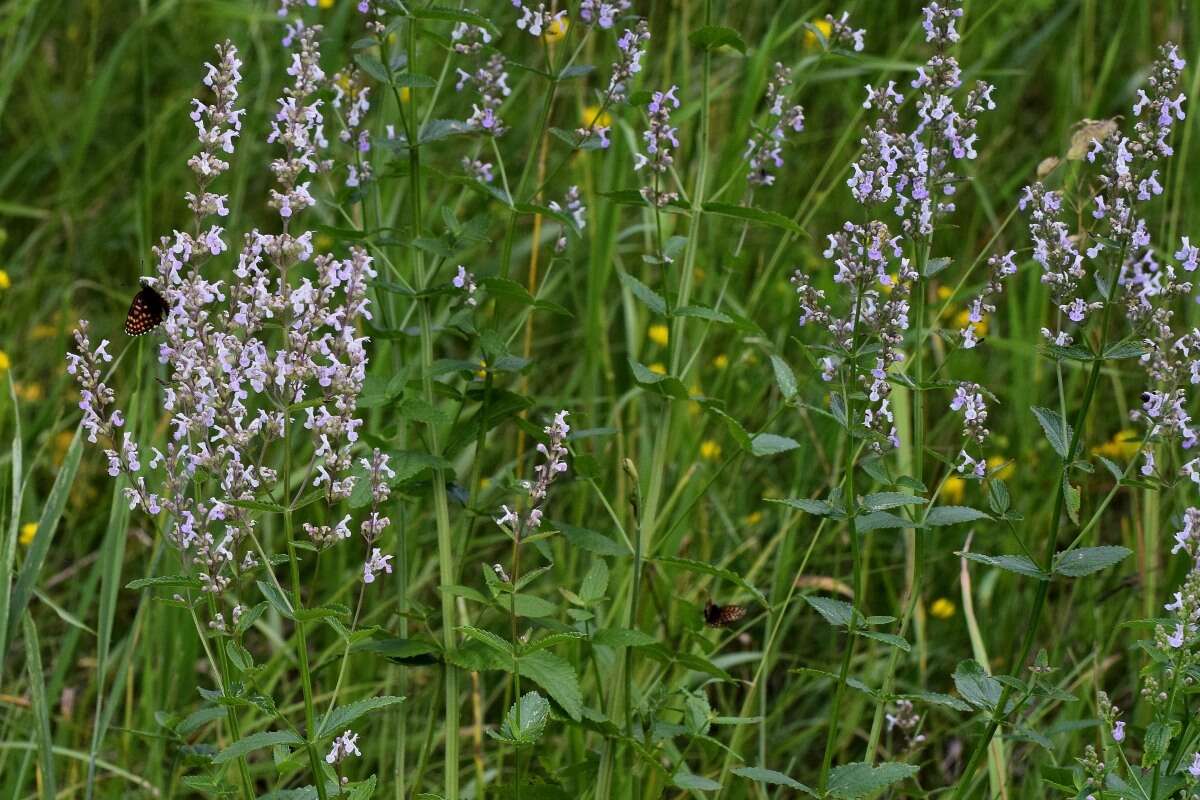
xmin=125 ymin=278 xmax=166 ymax=336
xmin=703 ymin=599 xmax=747 ymax=628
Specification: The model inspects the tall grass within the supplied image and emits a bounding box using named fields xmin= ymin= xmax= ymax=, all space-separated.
xmin=3 ymin=1 xmax=1200 ymax=799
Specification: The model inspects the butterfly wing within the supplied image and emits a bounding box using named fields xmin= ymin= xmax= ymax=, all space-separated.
xmin=704 ymin=600 xmax=746 ymax=628
xmin=125 ymin=286 xmax=166 ymax=336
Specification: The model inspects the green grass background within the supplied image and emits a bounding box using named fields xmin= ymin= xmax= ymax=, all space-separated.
xmin=2 ymin=0 xmax=1199 ymax=797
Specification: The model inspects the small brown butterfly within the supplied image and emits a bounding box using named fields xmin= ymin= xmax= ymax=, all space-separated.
xmin=703 ymin=599 xmax=747 ymax=628
xmin=125 ymin=278 xmax=166 ymax=336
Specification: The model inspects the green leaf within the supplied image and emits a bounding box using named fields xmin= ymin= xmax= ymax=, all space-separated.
xmin=410 ymin=5 xmax=500 ymax=35
xmin=923 ymin=256 xmax=953 ymax=278
xmin=629 ymin=359 xmax=690 ymax=400
xmin=903 ymin=691 xmax=973 ymax=712
xmin=750 ymin=433 xmax=800 ymax=456
xmin=859 ymin=631 xmax=910 ymax=652
xmin=225 ymin=497 xmax=287 ymax=513
xmin=655 ymin=556 xmax=767 ymax=605
xmin=672 ymin=771 xmax=723 ymax=791
xmin=862 ymin=492 xmax=925 ymax=511
xmin=579 ymin=558 xmax=609 ymax=605
xmin=856 ymin=511 xmax=915 ymax=532
xmin=731 ymin=766 xmax=813 ymax=794
xmin=592 ymin=627 xmax=658 ymax=649
xmin=457 ymin=626 xmax=514 ymax=656
xmin=959 ymin=552 xmax=1048 ymax=580
xmin=318 ymin=696 xmax=406 ymax=739
xmin=826 ymin=762 xmax=920 ymax=799
xmin=924 ymin=505 xmax=991 ymax=527
xmin=769 ymin=497 xmax=838 ymax=516
xmin=518 ymin=650 xmax=583 ymax=721
xmin=125 ymin=574 xmax=202 ymax=591
xmin=1102 ymin=340 xmax=1150 ymax=360
xmin=953 ymin=659 xmax=1002 ymax=711
xmin=1053 ymin=546 xmax=1133 ymax=577
xmin=701 ymin=202 xmax=803 ymax=235
xmin=688 ymin=25 xmax=748 ymax=54
xmin=805 ymin=595 xmax=856 ymax=628
xmin=257 ymin=579 xmax=294 ymax=619
xmin=1031 ymin=406 xmax=1072 ymax=459
xmin=213 ymin=730 xmax=303 ymax=764
xmin=1141 ymin=721 xmax=1173 ymax=768
xmin=555 ymin=522 xmax=631 ymax=557
xmin=769 ymin=355 xmax=798 ymax=400
xmin=673 ymin=304 xmax=734 ymax=325
xmin=490 ymin=691 xmax=550 ymax=746
xmin=355 ymin=637 xmax=442 ymax=665
xmin=618 ymin=270 xmax=667 ymax=315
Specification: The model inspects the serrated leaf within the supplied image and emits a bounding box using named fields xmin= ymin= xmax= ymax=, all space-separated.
xmin=518 ymin=650 xmax=583 ymax=721
xmin=856 ymin=511 xmax=915 ymax=532
xmin=827 ymin=762 xmax=920 ymax=799
xmin=618 ymin=270 xmax=667 ymax=315
xmin=750 ymin=433 xmax=800 ymax=456
xmin=629 ymin=360 xmax=689 ymax=400
xmin=769 ymin=355 xmax=798 ymax=400
xmin=1141 ymin=721 xmax=1172 ymax=768
xmin=555 ymin=522 xmax=631 ymax=557
xmin=1031 ymin=406 xmax=1073 ymax=459
xmin=731 ymin=767 xmax=813 ymax=794
xmin=862 ymin=492 xmax=925 ymax=511
xmin=859 ymin=631 xmax=910 ymax=652
xmin=317 ymin=696 xmax=405 ymax=739
xmin=213 ymin=730 xmax=302 ymax=764
xmin=925 ymin=505 xmax=991 ymax=527
xmin=1053 ymin=546 xmax=1133 ymax=577
xmin=410 ymin=5 xmax=500 ymax=35
xmin=805 ymin=595 xmax=856 ymax=628
xmin=672 ymin=771 xmax=723 ymax=791
xmin=959 ymin=552 xmax=1048 ymax=580
xmin=457 ymin=626 xmax=513 ymax=656
xmin=923 ymin=256 xmax=953 ymax=277
xmin=1103 ymin=340 xmax=1150 ymax=360
xmin=688 ymin=25 xmax=747 ymax=54
xmin=903 ymin=691 xmax=973 ymax=712
xmin=768 ymin=497 xmax=838 ymax=516
xmin=701 ymin=202 xmax=803 ymax=235
xmin=953 ymin=659 xmax=1002 ymax=711
xmin=592 ymin=627 xmax=658 ymax=648
xmin=125 ymin=574 xmax=202 ymax=591
xmin=490 ymin=691 xmax=550 ymax=746
xmin=673 ymin=304 xmax=734 ymax=325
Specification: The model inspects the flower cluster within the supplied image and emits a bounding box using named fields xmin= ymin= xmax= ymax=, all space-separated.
xmin=325 ymin=729 xmax=362 ymax=765
xmin=330 ymin=66 xmax=372 ymax=187
xmin=958 ymin=250 xmax=1016 ymax=349
xmin=268 ymin=25 xmax=329 ymax=219
xmin=453 ymin=265 xmax=479 ymax=306
xmin=495 ymin=410 xmax=571 ymax=537
xmin=851 ymin=0 xmax=994 ymax=236
xmin=1018 ymin=183 xmax=1087 ymax=345
xmin=457 ymin=54 xmax=512 ymax=136
xmin=950 ymin=382 xmax=989 ymax=477
xmin=513 ymin=2 xmax=565 ymax=37
xmin=634 ymin=86 xmax=681 ymax=207
xmin=607 ymin=21 xmax=650 ymax=104
xmin=745 ymin=62 xmax=805 ymax=187
xmin=548 ymin=185 xmax=586 ymax=251
xmin=451 ymin=21 xmax=493 ymax=54
xmin=580 ymin=0 xmax=631 ymax=29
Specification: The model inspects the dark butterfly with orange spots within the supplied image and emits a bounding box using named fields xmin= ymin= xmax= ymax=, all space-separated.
xmin=703 ymin=600 xmax=746 ymax=628
xmin=125 ymin=279 xmax=166 ymax=336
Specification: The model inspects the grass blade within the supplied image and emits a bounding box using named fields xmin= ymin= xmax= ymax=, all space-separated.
xmin=22 ymin=611 xmax=58 ymax=800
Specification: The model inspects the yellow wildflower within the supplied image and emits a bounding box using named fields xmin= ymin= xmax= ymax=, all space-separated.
xmin=399 ymin=86 xmax=412 ymax=103
xmin=700 ymin=440 xmax=722 ymax=460
xmin=803 ymin=18 xmax=833 ymax=49
xmin=20 ymin=522 xmax=37 ymax=546
xmin=1092 ymin=429 xmax=1140 ymax=461
xmin=0 ymin=351 xmax=10 ymax=372
xmin=936 ymin=286 xmax=954 ymax=301
xmin=544 ymin=16 xmax=568 ymax=43
xmin=53 ymin=430 xmax=74 ymax=466
xmin=582 ymin=105 xmax=612 ymax=129
xmin=319 ymin=0 xmax=334 ymax=7
xmin=648 ymin=324 xmax=669 ymax=347
xmin=986 ymin=455 xmax=1014 ymax=480
xmin=648 ymin=362 xmax=667 ymax=375
xmin=712 ymin=354 xmax=729 ymax=370
xmin=930 ymin=597 xmax=956 ymax=619
xmin=15 ymin=383 xmax=43 ymax=402
xmin=315 ymin=232 xmax=335 ymax=251
xmin=940 ymin=476 xmax=965 ymax=504
xmin=742 ymin=510 xmax=764 ymax=526
xmin=0 ymin=270 xmax=10 ymax=290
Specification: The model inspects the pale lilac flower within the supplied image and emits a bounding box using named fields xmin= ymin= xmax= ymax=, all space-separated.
xmin=325 ymin=730 xmax=361 ymax=764
xmin=515 ymin=3 xmax=565 ymax=37
xmin=959 ymin=250 xmax=1017 ymax=348
xmin=494 ymin=411 xmax=571 ymax=537
xmin=1189 ymin=752 xmax=1200 ymax=778
xmin=607 ymin=21 xmax=650 ymax=103
xmin=458 ymin=55 xmax=512 ymax=136
xmin=1112 ymin=720 xmax=1126 ymax=742
xmin=634 ymin=86 xmax=682 ymax=207
xmin=580 ymin=0 xmax=630 ymax=29
xmin=745 ymin=63 xmax=805 ymax=187
xmin=453 ymin=266 xmax=478 ymax=306
xmin=363 ymin=548 xmax=394 ymax=583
